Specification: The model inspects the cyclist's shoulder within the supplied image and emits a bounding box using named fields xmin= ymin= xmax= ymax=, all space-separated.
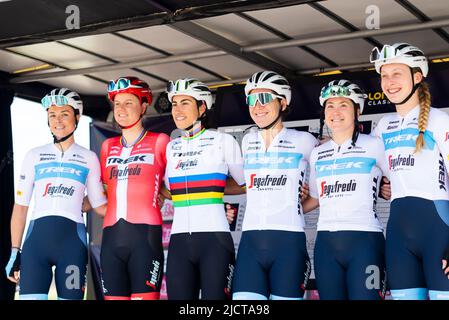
xmin=25 ymin=143 xmax=54 ymax=159
xmin=102 ymin=136 xmax=121 ymax=148
xmin=311 ymin=139 xmax=333 ymax=157
xmin=428 ymin=107 xmax=449 ymax=125
xmin=71 ymin=143 xmax=99 ymax=162
xmin=285 ymin=128 xmax=317 ymax=144
xmin=357 ymin=133 xmax=381 ymax=145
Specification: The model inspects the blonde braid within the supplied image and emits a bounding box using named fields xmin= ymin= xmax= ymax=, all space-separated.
xmin=415 ymin=82 xmax=431 ymax=153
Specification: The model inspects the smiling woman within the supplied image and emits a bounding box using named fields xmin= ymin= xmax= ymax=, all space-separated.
xmin=7 ymin=91 xmax=106 ymax=300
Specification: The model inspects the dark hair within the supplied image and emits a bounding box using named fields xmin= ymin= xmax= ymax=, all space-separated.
xmin=318 ymin=100 xmax=360 ymax=146
xmin=195 ymin=99 xmax=217 ymax=129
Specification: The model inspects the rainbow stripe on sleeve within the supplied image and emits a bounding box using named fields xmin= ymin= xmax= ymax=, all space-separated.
xmin=168 ymin=172 xmax=227 ymax=207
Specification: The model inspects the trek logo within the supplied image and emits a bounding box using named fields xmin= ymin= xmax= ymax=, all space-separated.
xmin=382 ymin=128 xmax=435 ymax=150
xmin=315 ymin=157 xmax=375 ymax=178
xmin=245 ymin=152 xmax=302 ymax=170
xmin=248 ymin=174 xmax=287 ymax=189
xmin=145 ymin=260 xmax=161 ymax=289
xmin=388 ymin=154 xmax=415 ymax=170
xmin=109 ymin=165 xmax=141 ymax=179
xmin=176 ymin=159 xmax=198 ymax=170
xmin=320 ymin=180 xmax=357 ymax=197
xmin=42 ymin=183 xmax=75 ymax=197
xmin=439 ymin=155 xmax=447 ymax=191
xmin=35 ymin=162 xmax=88 ymax=184
xmin=106 ymin=153 xmax=154 ymax=167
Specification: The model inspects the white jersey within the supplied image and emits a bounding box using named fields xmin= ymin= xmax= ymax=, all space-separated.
xmin=309 ymin=134 xmax=388 ymax=232
xmin=165 ymin=129 xmax=245 ymax=234
xmin=241 ymin=127 xmax=317 ymax=232
xmin=15 ymin=143 xmax=107 ymax=224
xmin=372 ymin=105 xmax=449 ymax=202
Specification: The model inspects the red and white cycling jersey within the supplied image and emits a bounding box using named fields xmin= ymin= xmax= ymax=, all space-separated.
xmin=100 ymin=131 xmax=169 ymax=228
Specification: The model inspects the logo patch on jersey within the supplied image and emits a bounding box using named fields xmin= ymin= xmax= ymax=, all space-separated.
xmin=315 ymin=157 xmax=375 ymax=178
xmin=35 ymin=162 xmax=89 ymax=184
xmin=16 ymin=190 xmax=23 ymax=196
xmin=439 ymin=155 xmax=447 ymax=191
xmin=106 ymin=154 xmax=154 ymax=167
xmin=317 ymin=153 xmax=333 ymax=161
xmin=388 ymin=154 xmax=415 ymax=170
xmin=172 ymin=151 xmax=203 ymax=157
xmin=145 ymin=260 xmax=161 ymax=290
xmin=248 ymin=174 xmax=287 ymax=190
xmin=244 ymin=152 xmax=303 ymax=170
xmin=109 ymin=165 xmax=142 ymax=180
xmin=42 ymin=183 xmax=75 ymax=197
xmin=39 ymin=153 xmax=56 ymax=161
xmin=445 ymin=132 xmax=449 ymax=142
xmin=382 ymin=128 xmax=435 ymax=150
xmin=320 ymin=179 xmax=357 ymax=198
xmin=175 ymin=159 xmax=198 ymax=170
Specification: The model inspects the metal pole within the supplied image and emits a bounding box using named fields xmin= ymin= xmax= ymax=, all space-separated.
xmin=10 ymin=50 xmax=227 ymax=83
xmin=243 ymin=18 xmax=449 ymax=52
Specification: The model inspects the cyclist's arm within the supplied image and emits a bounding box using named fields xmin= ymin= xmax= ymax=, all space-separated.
xmin=302 ymin=196 xmax=319 ymax=214
xmin=160 ymin=182 xmax=171 ymax=200
xmin=13 ymin=150 xmax=35 ymax=248
xmin=434 ymin=112 xmax=449 ymax=177
xmin=224 ymin=133 xmax=246 ymax=194
xmin=225 ymin=177 xmax=246 ymax=195
xmin=83 ymin=196 xmax=107 ymax=217
xmin=10 ymin=203 xmax=28 ymax=249
xmin=304 ymin=146 xmax=320 ymax=214
xmin=86 ymin=152 xmax=108 ymax=217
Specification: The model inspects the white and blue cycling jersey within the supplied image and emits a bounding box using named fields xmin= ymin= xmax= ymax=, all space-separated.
xmin=15 ymin=143 xmax=107 ymax=224
xmin=309 ymin=134 xmax=388 ymax=232
xmin=372 ymin=105 xmax=449 ymax=202
xmin=241 ymin=127 xmax=317 ymax=232
xmin=372 ymin=105 xmax=449 ymax=300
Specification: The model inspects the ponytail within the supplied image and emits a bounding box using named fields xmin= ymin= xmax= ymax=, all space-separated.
xmin=415 ymin=81 xmax=431 ymax=153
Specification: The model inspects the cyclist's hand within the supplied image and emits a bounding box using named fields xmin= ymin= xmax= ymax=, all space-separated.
xmin=301 ymin=183 xmax=310 ymax=202
xmin=157 ymin=193 xmax=165 ymax=209
xmin=442 ymin=247 xmax=449 ymax=279
xmin=5 ymin=248 xmax=21 ymax=283
xmin=380 ymin=177 xmax=391 ymax=200
xmin=225 ymin=203 xmax=236 ymax=225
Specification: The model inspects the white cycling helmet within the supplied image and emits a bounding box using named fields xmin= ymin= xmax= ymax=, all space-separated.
xmin=319 ymin=79 xmax=367 ymax=113
xmin=41 ymin=88 xmax=83 ymax=116
xmin=245 ymin=71 xmax=291 ymax=105
xmin=167 ymin=78 xmax=213 ymax=109
xmin=370 ymin=42 xmax=428 ymax=77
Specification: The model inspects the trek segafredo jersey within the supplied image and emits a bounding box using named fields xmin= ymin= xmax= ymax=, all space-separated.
xmin=309 ymin=134 xmax=388 ymax=232
xmin=165 ymin=128 xmax=245 ymax=234
xmin=372 ymin=105 xmax=449 ymax=202
xmin=15 ymin=143 xmax=107 ymax=224
xmin=241 ymin=127 xmax=317 ymax=232
xmin=101 ymin=131 xmax=169 ymax=228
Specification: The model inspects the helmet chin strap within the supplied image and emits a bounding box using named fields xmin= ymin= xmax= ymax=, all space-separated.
xmin=395 ymin=68 xmax=421 ymax=106
xmin=259 ymin=105 xmax=283 ymax=130
xmin=50 ymin=118 xmax=78 ymax=144
xmin=182 ymin=104 xmax=206 ymax=133
xmin=116 ymin=102 xmax=146 ymax=129
xmin=118 ymin=115 xmax=142 ymax=129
